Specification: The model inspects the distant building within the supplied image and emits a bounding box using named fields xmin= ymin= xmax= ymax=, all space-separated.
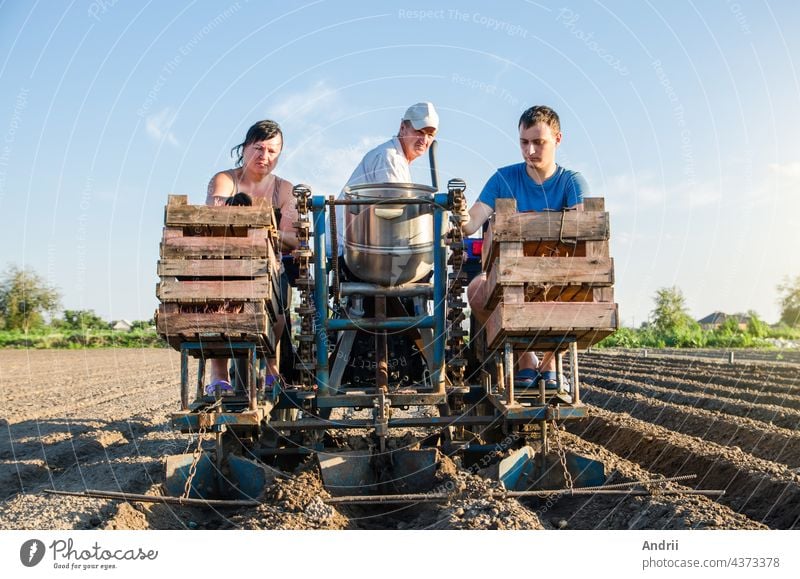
xmin=697 ymin=312 xmax=749 ymax=331
xmin=697 ymin=312 xmax=727 ymax=329
xmin=111 ymin=319 xmax=133 ymax=332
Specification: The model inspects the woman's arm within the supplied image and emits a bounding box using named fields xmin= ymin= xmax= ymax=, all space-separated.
xmin=205 ymin=171 xmax=236 ymax=206
xmin=276 ymin=179 xmax=299 ymax=250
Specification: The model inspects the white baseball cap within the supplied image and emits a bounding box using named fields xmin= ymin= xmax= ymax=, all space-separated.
xmin=402 ymin=102 xmax=439 ymax=131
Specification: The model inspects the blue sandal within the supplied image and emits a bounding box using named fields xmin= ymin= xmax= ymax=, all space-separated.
xmin=540 ymin=371 xmax=558 ymax=389
xmin=515 ymin=368 xmax=541 ymax=389
xmin=515 ymin=370 xmax=560 ymax=390
xmin=205 ymin=379 xmax=233 ymax=396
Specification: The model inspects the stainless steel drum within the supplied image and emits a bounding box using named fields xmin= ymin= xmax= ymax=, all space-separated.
xmin=343 ymin=183 xmax=436 ymax=286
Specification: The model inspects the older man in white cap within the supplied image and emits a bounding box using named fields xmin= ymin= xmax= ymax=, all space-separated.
xmin=345 ymin=101 xmax=439 ymax=186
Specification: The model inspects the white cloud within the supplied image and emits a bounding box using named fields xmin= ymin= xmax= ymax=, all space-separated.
xmin=608 ymin=171 xmax=664 ymax=205
xmin=676 ymin=181 xmax=721 ymax=208
xmin=738 ymin=160 xmax=800 ymax=209
xmin=145 ymin=107 xmax=178 ymax=146
xmin=602 ymin=170 xmax=722 ymax=212
xmin=599 ymin=171 xmax=664 ymax=216
xmin=768 ymin=161 xmax=800 ymax=178
xmin=763 ymin=161 xmax=800 ymax=210
xmin=268 ymin=81 xmax=338 ymax=123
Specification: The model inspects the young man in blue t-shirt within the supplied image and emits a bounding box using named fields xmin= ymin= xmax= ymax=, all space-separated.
xmin=460 ymin=105 xmax=588 ymax=388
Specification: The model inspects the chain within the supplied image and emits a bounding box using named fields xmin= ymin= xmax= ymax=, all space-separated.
xmin=292 ymin=185 xmax=316 ymax=388
xmin=182 ymin=398 xmax=221 ymax=500
xmin=550 ymin=418 xmax=574 ymax=491
xmin=444 ymin=179 xmax=468 ymax=388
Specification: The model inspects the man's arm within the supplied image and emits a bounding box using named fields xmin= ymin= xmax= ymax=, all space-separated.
xmin=565 ymin=171 xmax=589 ymax=211
xmin=460 ymin=201 xmax=493 ymax=236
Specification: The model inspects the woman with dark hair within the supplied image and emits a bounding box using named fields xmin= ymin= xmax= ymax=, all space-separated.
xmin=206 ymin=120 xmax=298 ymax=391
xmin=206 ymin=119 xmax=298 ymax=250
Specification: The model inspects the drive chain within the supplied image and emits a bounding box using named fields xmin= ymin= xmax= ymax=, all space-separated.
xmin=292 ymin=184 xmax=316 ymax=388
xmin=182 ymin=398 xmax=221 ymax=500
xmin=445 ymin=179 xmax=468 ymax=388
xmin=551 ymin=418 xmax=574 ymax=492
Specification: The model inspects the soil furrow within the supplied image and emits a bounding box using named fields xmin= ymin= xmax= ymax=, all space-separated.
xmin=580 ymin=361 xmax=800 ymax=407
xmin=571 ymin=406 xmax=800 ymax=529
xmin=582 ymin=375 xmax=800 ymax=430
xmin=582 ymin=355 xmax=799 ymax=391
xmin=581 ymin=385 xmax=800 ymax=467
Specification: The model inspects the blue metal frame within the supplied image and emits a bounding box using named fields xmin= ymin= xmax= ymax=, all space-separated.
xmin=311 ymin=196 xmax=330 ymax=396
xmin=326 ymin=315 xmax=435 ymax=331
xmin=310 ymin=193 xmax=450 ymax=400
xmin=431 ymin=192 xmax=448 ymax=391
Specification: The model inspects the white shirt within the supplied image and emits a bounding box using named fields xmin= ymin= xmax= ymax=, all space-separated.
xmin=345 ymin=137 xmax=411 ymax=185
xmin=329 ymin=137 xmax=411 ymax=254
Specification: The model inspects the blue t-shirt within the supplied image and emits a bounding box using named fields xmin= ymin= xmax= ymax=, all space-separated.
xmin=478 ymin=163 xmax=588 ymax=211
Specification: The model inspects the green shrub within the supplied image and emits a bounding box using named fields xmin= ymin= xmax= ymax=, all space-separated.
xmin=0 ymin=329 xmax=167 ymax=349
xmin=596 ymin=327 xmax=640 ymax=348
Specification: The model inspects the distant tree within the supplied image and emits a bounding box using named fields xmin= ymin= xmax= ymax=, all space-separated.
xmin=745 ymin=310 xmax=768 ymax=338
xmin=61 ymin=309 xmax=108 ymax=331
xmin=650 ymin=286 xmax=693 ymax=334
xmin=716 ymin=316 xmax=743 ymax=335
xmin=0 ymin=265 xmax=61 ymax=331
xmin=777 ymin=275 xmax=800 ymax=327
xmin=130 ymin=318 xmax=155 ymax=331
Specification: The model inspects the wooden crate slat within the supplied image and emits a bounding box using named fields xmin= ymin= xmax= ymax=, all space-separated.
xmin=492 ymin=256 xmax=614 ymax=286
xmin=157 ymin=259 xmax=270 ymax=277
xmin=157 ymin=311 xmax=268 ymax=335
xmin=583 ymin=198 xmax=605 ymax=211
xmin=493 ymin=211 xmax=609 ymax=242
xmin=583 ymin=197 xmax=609 ymax=257
xmin=485 ymin=256 xmax=613 ymax=308
xmin=486 ymin=302 xmax=618 ymax=349
xmin=165 ymin=202 xmax=276 ymax=228
xmin=157 ymin=278 xmax=271 ymax=301
xmin=593 ymin=287 xmax=614 ymax=302
xmin=266 ymin=235 xmax=282 ymax=281
xmin=160 ymin=236 xmax=270 ymax=259
xmin=167 ymin=195 xmax=188 ymax=206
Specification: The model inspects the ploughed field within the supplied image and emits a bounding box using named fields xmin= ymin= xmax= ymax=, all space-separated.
xmin=0 ymin=348 xmax=797 ymax=530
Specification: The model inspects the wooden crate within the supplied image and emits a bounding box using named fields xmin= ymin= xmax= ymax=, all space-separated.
xmin=156 ymin=302 xmax=276 ymax=352
xmin=481 ymin=197 xmax=618 ymax=349
xmin=155 ymin=195 xmax=282 ymax=352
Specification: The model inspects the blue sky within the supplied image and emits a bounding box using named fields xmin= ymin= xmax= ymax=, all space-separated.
xmin=1 ymin=0 xmax=798 ymax=326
